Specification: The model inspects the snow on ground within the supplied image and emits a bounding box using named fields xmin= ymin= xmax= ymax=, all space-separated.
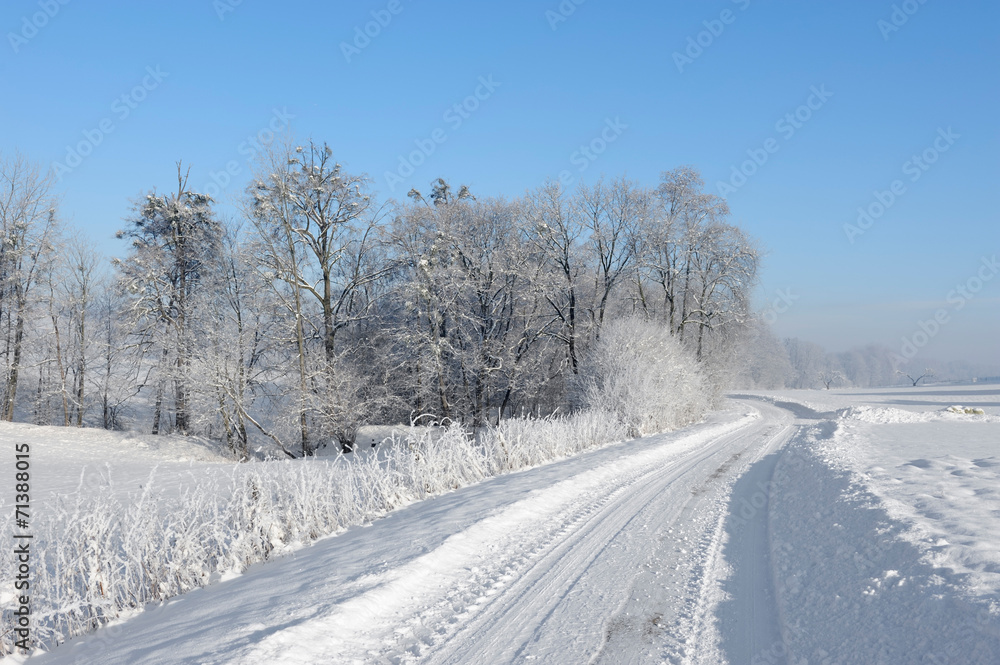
xmin=741 ymin=384 xmax=1000 ymax=663
xmin=745 ymin=385 xmax=1000 ymax=599
xmin=827 ymin=419 xmax=1000 ymax=599
xmin=19 ymin=408 xmax=769 ymax=664
xmin=0 ymin=421 xmax=235 ymax=513
xmin=739 ymin=382 xmax=1000 ymax=418
xmin=5 ymin=385 xmax=1000 ymax=663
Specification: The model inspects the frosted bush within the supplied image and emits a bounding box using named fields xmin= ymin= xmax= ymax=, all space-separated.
xmin=578 ymin=316 xmax=709 ymax=437
xmin=0 ymin=379 xmax=688 ymax=656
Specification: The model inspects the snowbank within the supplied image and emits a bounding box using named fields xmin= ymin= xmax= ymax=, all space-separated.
xmin=837 ymin=404 xmax=1000 ymax=424
xmin=768 ymin=422 xmax=1000 ymax=663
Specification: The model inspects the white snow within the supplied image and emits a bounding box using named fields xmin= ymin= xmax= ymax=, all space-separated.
xmin=15 ymin=409 xmax=764 ymax=664
xmin=4 ymin=384 xmax=1000 ymax=663
xmin=745 ymin=384 xmax=1000 ymax=663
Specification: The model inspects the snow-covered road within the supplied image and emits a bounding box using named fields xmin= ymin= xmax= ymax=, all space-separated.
xmin=26 ymin=390 xmax=1000 ymax=664
xmin=28 ymin=403 xmax=798 ymax=665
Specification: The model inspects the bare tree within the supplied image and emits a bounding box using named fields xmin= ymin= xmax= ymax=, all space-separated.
xmin=523 ymin=180 xmax=586 ymax=374
xmin=65 ymin=239 xmax=102 ymax=426
xmin=638 ymin=167 xmax=731 ymax=337
xmin=683 ymin=223 xmax=759 ymax=359
xmin=732 ymin=319 xmax=794 ymax=389
xmin=94 ymin=286 xmax=141 ymax=430
xmin=389 ymin=190 xmax=462 ymax=422
xmin=247 ymin=141 xmax=389 ymax=453
xmin=396 ymin=191 xmax=554 ymax=426
xmin=784 ymin=337 xmax=828 ymax=389
xmin=898 ymin=368 xmax=934 ymax=387
xmin=0 ymin=153 xmax=59 ymax=421
xmin=820 ymin=370 xmax=845 ymax=390
xmin=40 ymin=234 xmax=103 ymax=426
xmin=115 ymin=162 xmax=223 ymax=435
xmin=576 ymin=176 xmax=646 ymax=330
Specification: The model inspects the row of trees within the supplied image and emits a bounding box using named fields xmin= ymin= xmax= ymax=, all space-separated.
xmin=737 ymin=330 xmax=904 ymax=390
xmin=0 ymin=145 xmax=760 ymax=458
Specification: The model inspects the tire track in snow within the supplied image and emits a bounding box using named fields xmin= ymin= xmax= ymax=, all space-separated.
xmin=400 ymin=408 xmax=792 ymax=664
xmin=241 ymin=414 xmax=765 ymax=664
xmin=430 ymin=425 xmax=756 ymax=665
xmin=713 ymin=422 xmax=794 ymax=665
xmin=592 ymin=405 xmax=795 ymax=665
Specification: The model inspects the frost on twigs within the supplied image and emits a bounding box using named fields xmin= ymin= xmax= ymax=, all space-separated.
xmin=0 ymin=411 xmax=631 ymax=656
xmin=577 ymin=316 xmax=709 ymax=438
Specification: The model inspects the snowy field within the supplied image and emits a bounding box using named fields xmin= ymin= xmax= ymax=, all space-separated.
xmin=0 ymin=422 xmax=234 ymax=513
xmin=743 ymin=384 xmax=1000 ymax=599
xmin=3 ymin=385 xmax=999 ymax=663
xmin=739 ymin=384 xmax=1000 ymax=664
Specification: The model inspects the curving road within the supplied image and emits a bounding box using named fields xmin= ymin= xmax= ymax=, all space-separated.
xmin=31 ymin=400 xmax=805 ymax=665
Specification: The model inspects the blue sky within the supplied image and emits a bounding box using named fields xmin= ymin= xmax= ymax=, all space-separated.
xmin=2 ymin=0 xmax=997 ymax=365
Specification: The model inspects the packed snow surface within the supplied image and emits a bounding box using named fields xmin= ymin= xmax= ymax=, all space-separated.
xmin=4 ymin=384 xmax=1000 ymax=663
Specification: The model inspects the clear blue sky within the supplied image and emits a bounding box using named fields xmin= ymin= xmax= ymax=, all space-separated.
xmin=2 ymin=0 xmax=997 ymax=365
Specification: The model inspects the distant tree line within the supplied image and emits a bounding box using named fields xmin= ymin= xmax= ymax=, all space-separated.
xmin=0 ymin=145 xmax=761 ymax=458
xmin=733 ymin=323 xmax=987 ymax=390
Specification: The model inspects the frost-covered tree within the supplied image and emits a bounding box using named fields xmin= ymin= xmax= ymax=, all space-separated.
xmin=0 ymin=147 xmax=772 ymax=454
xmin=784 ymin=337 xmax=828 ymax=389
xmin=63 ymin=239 xmax=102 ymax=425
xmin=38 ymin=235 xmax=103 ymax=426
xmin=247 ymin=141 xmax=388 ymax=453
xmin=522 ymin=180 xmax=588 ymax=375
xmin=192 ymin=222 xmax=288 ymax=459
xmin=820 ymin=369 xmax=845 ymax=390
xmin=637 ymin=167 xmax=728 ymax=334
xmin=115 ymin=163 xmax=224 ymax=435
xmin=94 ymin=285 xmax=140 ymax=430
xmin=391 ymin=189 xmax=558 ymax=426
xmin=0 ymin=153 xmax=59 ymax=421
xmin=576 ymin=176 xmax=645 ymax=329
xmin=388 ymin=194 xmax=459 ymax=421
xmin=732 ymin=319 xmax=794 ymax=389
xmin=252 ymin=141 xmax=383 ymax=365
xmin=684 ymin=223 xmax=758 ymax=359
xmin=633 ymin=167 xmax=757 ymax=364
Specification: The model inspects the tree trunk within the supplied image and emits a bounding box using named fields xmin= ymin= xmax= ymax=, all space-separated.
xmin=2 ymin=306 xmax=26 ymax=421
xmin=567 ymin=287 xmax=578 ymax=374
xmin=75 ymin=339 xmax=85 ymax=426
xmin=50 ymin=307 xmax=70 ymax=426
xmin=151 ymin=347 xmax=169 ymax=434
